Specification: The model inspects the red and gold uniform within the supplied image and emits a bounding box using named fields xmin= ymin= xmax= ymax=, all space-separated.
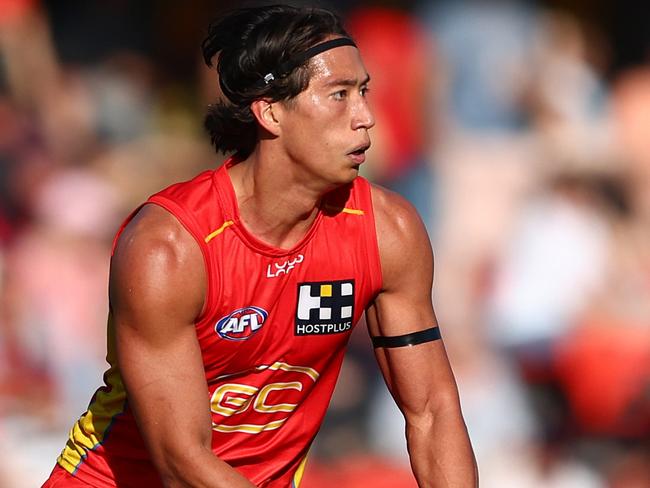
xmin=47 ymin=158 xmax=382 ymax=487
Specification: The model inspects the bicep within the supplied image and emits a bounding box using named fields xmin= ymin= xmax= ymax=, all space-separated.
xmin=367 ymin=188 xmax=459 ymax=417
xmin=110 ymin=205 xmax=210 ymax=461
xmin=366 ymin=272 xmax=457 ymax=419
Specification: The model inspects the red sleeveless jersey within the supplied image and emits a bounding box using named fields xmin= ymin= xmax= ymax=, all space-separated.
xmin=53 ymin=158 xmax=382 ymax=487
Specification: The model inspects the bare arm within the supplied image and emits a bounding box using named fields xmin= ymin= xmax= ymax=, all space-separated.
xmin=366 ymin=186 xmax=478 ymax=487
xmin=111 ymin=204 xmax=255 ymax=488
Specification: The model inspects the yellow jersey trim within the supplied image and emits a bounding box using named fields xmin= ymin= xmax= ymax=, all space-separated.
xmin=323 ymin=205 xmax=365 ymax=216
xmin=57 ymin=368 xmax=127 ymax=473
xmin=292 ymin=453 xmax=309 ymax=487
xmin=205 ymin=220 xmax=235 ymax=243
xmin=57 ymin=314 xmax=128 ymax=473
xmin=212 ymin=418 xmax=287 ymax=434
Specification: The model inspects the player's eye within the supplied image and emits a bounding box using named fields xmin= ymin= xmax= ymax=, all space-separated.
xmin=332 ymin=90 xmax=348 ymax=101
xmin=360 ymin=86 xmax=370 ymax=97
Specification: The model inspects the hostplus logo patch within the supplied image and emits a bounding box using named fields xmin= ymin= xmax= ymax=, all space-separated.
xmin=295 ymin=280 xmax=354 ymax=335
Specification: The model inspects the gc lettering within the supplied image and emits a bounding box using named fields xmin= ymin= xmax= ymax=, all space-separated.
xmin=209 ymin=362 xmax=319 ymax=434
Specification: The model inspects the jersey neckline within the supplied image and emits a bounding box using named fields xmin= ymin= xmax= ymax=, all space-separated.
xmin=213 ymin=157 xmax=325 ymax=257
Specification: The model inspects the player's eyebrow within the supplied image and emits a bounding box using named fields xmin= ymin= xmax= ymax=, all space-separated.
xmin=324 ymin=74 xmax=371 ymax=88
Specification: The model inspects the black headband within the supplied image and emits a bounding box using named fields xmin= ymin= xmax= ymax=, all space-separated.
xmin=259 ymin=37 xmax=357 ymax=87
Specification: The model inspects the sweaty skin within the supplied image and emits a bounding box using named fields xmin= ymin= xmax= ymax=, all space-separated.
xmin=112 ymin=41 xmax=477 ymax=487
xmin=368 ymin=187 xmax=478 ymax=487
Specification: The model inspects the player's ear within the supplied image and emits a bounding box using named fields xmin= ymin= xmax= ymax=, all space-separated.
xmin=250 ymin=99 xmax=281 ymax=136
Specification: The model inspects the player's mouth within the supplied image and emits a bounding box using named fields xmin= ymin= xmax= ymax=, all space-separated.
xmin=347 ymin=143 xmax=370 ymax=165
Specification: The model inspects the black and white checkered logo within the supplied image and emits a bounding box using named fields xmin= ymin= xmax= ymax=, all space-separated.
xmin=294 ymin=280 xmax=355 ymax=335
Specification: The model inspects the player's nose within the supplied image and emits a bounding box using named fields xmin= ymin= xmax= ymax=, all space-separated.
xmin=352 ymin=97 xmax=375 ymax=131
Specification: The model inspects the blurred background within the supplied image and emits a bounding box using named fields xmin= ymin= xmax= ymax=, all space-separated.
xmin=0 ymin=0 xmax=649 ymax=486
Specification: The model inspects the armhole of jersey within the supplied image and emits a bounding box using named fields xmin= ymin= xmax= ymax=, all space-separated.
xmin=143 ymin=195 xmax=215 ymax=323
xmin=111 ymin=204 xmax=145 ymax=256
xmin=358 ymin=178 xmax=383 ymax=296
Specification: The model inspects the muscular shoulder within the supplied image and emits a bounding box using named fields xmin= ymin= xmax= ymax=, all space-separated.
xmin=370 ymin=184 xmax=433 ymax=292
xmin=114 ymin=204 xmax=202 ymax=273
xmin=111 ymin=204 xmax=206 ymax=321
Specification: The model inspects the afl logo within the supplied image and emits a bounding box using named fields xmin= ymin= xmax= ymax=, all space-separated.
xmin=216 ymin=306 xmax=268 ymax=341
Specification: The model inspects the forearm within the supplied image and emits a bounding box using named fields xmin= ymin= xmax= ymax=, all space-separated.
xmin=155 ymin=444 xmax=256 ymax=488
xmin=405 ymin=404 xmax=478 ymax=488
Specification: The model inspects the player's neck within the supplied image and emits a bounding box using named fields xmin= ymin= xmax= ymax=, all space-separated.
xmin=228 ymin=150 xmax=326 ymax=249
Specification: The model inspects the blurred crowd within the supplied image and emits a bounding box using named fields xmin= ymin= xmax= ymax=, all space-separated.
xmin=0 ymin=1 xmax=648 ymax=487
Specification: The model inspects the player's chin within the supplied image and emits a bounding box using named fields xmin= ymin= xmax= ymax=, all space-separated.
xmin=338 ymin=165 xmax=360 ymax=184
xmin=325 ymin=160 xmax=360 ymax=187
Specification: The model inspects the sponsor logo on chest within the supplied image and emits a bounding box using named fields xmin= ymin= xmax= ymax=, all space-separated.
xmin=294 ymin=280 xmax=355 ymax=335
xmin=216 ymin=306 xmax=268 ymax=341
xmin=266 ymin=254 xmax=304 ymax=278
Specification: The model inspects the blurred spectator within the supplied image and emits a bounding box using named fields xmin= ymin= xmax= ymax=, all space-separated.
xmin=346 ymin=5 xmax=438 ymax=232
xmin=421 ymin=0 xmax=538 ymax=133
xmin=554 ymin=319 xmax=650 ymax=437
xmin=525 ymin=9 xmax=614 ymax=173
xmin=301 ymin=455 xmax=417 ymax=488
xmin=488 ymin=174 xmax=611 ymax=351
xmin=2 ymin=167 xmax=120 ymax=425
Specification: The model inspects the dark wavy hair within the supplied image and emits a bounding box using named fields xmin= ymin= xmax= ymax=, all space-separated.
xmin=202 ymin=4 xmax=350 ymax=158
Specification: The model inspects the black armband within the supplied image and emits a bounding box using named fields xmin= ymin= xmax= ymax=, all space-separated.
xmin=371 ymin=326 xmax=442 ymax=349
